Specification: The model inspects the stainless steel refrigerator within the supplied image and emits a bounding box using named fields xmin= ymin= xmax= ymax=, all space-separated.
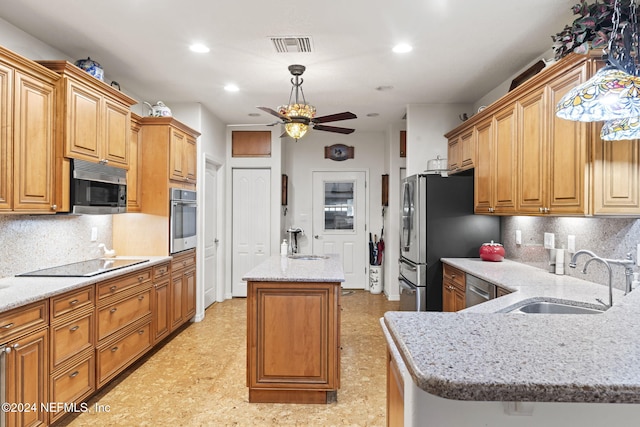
xmin=399 ymin=173 xmax=500 ymax=311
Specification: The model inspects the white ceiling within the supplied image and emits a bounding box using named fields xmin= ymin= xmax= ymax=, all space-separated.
xmin=0 ymin=1 xmax=575 ymax=132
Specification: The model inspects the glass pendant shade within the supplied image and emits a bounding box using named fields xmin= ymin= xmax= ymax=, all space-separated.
xmin=556 ymin=66 xmax=640 ymax=122
xmin=285 ymin=122 xmax=309 ymax=140
xmin=601 ymin=116 xmax=640 ymax=140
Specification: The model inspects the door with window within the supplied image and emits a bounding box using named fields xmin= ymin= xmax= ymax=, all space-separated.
xmin=312 ymin=171 xmax=367 ymax=289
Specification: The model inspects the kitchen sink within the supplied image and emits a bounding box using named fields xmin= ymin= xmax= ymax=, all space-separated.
xmin=509 ymin=301 xmax=605 ymax=314
xmin=287 ymin=254 xmax=329 ymax=260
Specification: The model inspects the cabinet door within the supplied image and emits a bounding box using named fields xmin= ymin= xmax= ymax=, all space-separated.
xmin=547 ymin=63 xmax=589 ymax=215
xmin=493 ymin=105 xmax=517 ymax=214
xmin=0 ymin=62 xmax=12 ymax=211
xmin=103 ymin=97 xmax=130 ymax=168
xmin=474 ymin=117 xmax=493 ymax=213
xmin=453 ymin=289 xmax=466 ymax=312
xmin=5 ymin=328 xmax=49 ymax=427
xmin=13 ymin=71 xmax=57 ymax=213
xmin=185 ymin=135 xmax=197 ymax=183
xmin=152 ymin=279 xmax=171 ymax=343
xmin=387 ymin=348 xmax=404 ymax=427
xmin=593 ymin=131 xmax=640 ymax=214
xmin=460 ymin=127 xmax=475 ymax=169
xmin=442 ymin=282 xmax=455 ymax=312
xmin=66 ymin=79 xmax=101 ymax=162
xmin=447 ymin=137 xmax=461 ymax=171
xmin=170 ymin=274 xmax=184 ymax=328
xmin=169 ymin=128 xmax=186 ymax=181
xmin=183 ymin=268 xmax=196 ymax=320
xmin=517 ymin=87 xmax=548 ymax=214
xmin=127 ymin=118 xmax=142 ymax=212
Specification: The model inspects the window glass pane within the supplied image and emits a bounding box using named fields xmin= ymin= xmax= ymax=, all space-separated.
xmin=324 ymin=181 xmax=354 ymax=230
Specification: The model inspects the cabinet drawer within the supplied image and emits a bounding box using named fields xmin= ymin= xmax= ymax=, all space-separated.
xmin=153 ymin=263 xmax=170 ymax=280
xmin=97 ymin=269 xmax=151 ymax=301
xmin=443 ymin=264 xmax=465 ymax=291
xmin=97 ymin=320 xmax=152 ymax=388
xmin=0 ymin=300 xmax=48 ymax=341
xmin=51 ymin=311 xmax=94 ymax=370
xmin=171 ymin=250 xmax=195 ymax=272
xmin=49 ymin=354 xmax=95 ymax=423
xmin=51 ymin=286 xmax=94 ymax=320
xmin=97 ymin=289 xmax=151 ymax=342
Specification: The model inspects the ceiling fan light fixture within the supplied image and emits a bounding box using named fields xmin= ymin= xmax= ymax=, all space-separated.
xmin=279 ymin=103 xmax=316 ymax=119
xmin=285 ymin=122 xmax=309 ymax=140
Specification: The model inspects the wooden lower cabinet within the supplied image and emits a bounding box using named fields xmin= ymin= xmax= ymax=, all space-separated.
xmin=48 ymin=351 xmax=95 ymax=423
xmin=170 ymin=250 xmax=196 ymax=330
xmin=152 ymin=262 xmax=171 ymax=344
xmin=442 ymin=264 xmax=466 ymax=312
xmin=246 ymin=281 xmax=340 ymax=404
xmin=3 ymin=327 xmax=49 ymax=427
xmin=387 ymin=347 xmax=404 ymax=427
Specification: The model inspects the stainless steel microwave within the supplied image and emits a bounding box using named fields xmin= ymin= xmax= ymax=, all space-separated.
xmin=70 ymin=159 xmax=127 ymax=214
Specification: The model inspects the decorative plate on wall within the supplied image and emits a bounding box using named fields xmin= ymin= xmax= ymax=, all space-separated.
xmin=324 ymin=144 xmax=354 ymax=161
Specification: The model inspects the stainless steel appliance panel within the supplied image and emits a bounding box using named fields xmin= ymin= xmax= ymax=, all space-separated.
xmin=70 ymin=159 xmax=127 ymax=214
xmin=170 ymin=188 xmax=197 ymax=254
xmin=399 ymin=277 xmax=426 ymax=311
xmin=466 ymin=274 xmax=496 ymax=308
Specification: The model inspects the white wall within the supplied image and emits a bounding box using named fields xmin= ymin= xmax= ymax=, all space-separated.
xmin=405 ymin=104 xmax=472 ymax=176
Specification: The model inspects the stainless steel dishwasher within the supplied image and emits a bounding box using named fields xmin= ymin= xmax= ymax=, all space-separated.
xmin=465 ymin=274 xmax=496 ymax=308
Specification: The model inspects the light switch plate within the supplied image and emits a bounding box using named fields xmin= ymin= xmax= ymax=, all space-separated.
xmin=544 ymin=232 xmax=555 ymax=249
xmin=567 ymin=235 xmax=576 ymax=253
xmin=515 ymin=230 xmax=522 ymax=245
xmin=91 ymin=227 xmax=98 ymax=242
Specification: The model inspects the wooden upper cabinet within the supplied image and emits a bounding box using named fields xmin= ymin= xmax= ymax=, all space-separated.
xmin=37 ymin=60 xmax=137 ymax=169
xmin=474 ymin=117 xmax=493 ymax=213
xmin=169 ymin=125 xmax=198 ymax=185
xmin=232 ymin=130 xmax=271 ymax=157
xmin=127 ymin=113 xmax=142 ymax=212
xmin=0 ymin=46 xmax=60 ymax=214
xmin=447 ymin=127 xmax=474 ymax=174
xmin=546 ymin=63 xmax=589 ymax=215
xmin=493 ymin=105 xmax=517 ymax=214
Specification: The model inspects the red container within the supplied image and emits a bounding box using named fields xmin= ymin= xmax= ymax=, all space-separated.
xmin=479 ymin=241 xmax=505 ymax=262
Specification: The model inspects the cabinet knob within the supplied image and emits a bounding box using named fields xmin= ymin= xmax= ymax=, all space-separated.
xmin=110 ymin=307 xmax=118 ymax=313
xmin=69 ymin=299 xmax=79 ymax=306
xmin=110 ymin=285 xmax=117 ymax=292
xmin=111 ymin=346 xmax=119 ymax=352
xmin=138 ymin=276 xmax=144 ymax=282
xmin=138 ymin=295 xmax=145 ymax=301
xmin=12 ymin=343 xmax=19 ymax=350
xmin=2 ymin=347 xmax=10 ymax=354
xmin=51 ymin=204 xmax=57 ymax=210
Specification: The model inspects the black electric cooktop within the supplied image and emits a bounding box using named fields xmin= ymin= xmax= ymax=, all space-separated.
xmin=18 ymin=258 xmax=149 ymax=277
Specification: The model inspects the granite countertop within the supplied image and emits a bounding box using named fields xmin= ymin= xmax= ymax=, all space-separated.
xmin=383 ymin=258 xmax=640 ymax=403
xmin=242 ymin=254 xmax=345 ymax=283
xmin=0 ymin=256 xmax=172 ymax=313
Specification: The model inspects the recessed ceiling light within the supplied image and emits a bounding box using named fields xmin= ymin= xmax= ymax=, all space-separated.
xmin=392 ymin=43 xmax=413 ymax=54
xmin=366 ymin=113 xmax=380 ymax=117
xmin=224 ymin=84 xmax=239 ymax=92
xmin=189 ymin=43 xmax=210 ymax=53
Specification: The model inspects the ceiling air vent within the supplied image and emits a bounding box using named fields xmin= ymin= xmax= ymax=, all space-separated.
xmin=270 ymin=36 xmax=313 ymax=53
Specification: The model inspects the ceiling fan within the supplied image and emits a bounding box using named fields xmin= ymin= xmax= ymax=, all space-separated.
xmin=257 ymin=64 xmax=357 ymax=141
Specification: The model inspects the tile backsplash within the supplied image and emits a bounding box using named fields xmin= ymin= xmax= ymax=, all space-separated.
xmin=502 ymin=216 xmax=640 ymax=292
xmin=0 ymin=215 xmax=113 ymax=278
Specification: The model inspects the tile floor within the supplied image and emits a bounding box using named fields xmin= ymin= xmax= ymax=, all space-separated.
xmin=57 ymin=290 xmax=399 ymax=426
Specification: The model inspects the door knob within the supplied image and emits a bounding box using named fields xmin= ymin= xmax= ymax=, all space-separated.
xmin=314 ymin=235 xmax=319 ymax=239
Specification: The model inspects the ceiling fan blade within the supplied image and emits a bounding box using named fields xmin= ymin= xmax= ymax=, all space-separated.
xmin=256 ymin=106 xmax=290 ymax=121
xmin=312 ymin=112 xmax=357 ymax=124
xmin=313 ymin=124 xmax=355 ymax=134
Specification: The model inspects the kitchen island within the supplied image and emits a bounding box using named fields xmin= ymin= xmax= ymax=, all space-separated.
xmin=243 ymin=254 xmax=344 ymax=404
xmin=383 ymin=258 xmax=640 ymax=426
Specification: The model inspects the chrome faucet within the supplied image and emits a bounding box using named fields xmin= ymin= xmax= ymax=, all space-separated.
xmin=569 ymin=250 xmax=613 ymax=309
xmin=605 ymin=253 xmax=635 ymax=295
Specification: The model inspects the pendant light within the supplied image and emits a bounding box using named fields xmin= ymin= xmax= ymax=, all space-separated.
xmin=601 ymin=115 xmax=640 ymax=140
xmin=556 ymin=0 xmax=640 ymax=124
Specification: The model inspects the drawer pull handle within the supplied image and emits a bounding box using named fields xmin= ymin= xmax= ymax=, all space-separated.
xmin=138 ymin=330 xmax=145 ymax=335
xmin=138 ymin=295 xmax=145 ymax=301
xmin=1 ymin=323 xmax=14 ymax=329
xmin=111 ymin=346 xmax=118 ymax=352
xmin=69 ymin=299 xmax=79 ymax=305
xmin=138 ymin=276 xmax=144 ymax=282
xmin=110 ymin=285 xmax=117 ymax=292
xmin=69 ymin=371 xmax=80 ymax=378
xmin=69 ymin=325 xmax=80 ymax=332
xmin=110 ymin=308 xmax=118 ymax=313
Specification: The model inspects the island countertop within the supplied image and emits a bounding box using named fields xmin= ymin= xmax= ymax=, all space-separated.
xmin=383 ymin=258 xmax=640 ymax=404
xmin=242 ymin=254 xmax=345 ymax=283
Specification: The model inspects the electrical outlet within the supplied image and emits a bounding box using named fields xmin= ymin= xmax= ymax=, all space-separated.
xmin=91 ymin=227 xmax=98 ymax=242
xmin=544 ymin=232 xmax=555 ymax=249
xmin=515 ymin=230 xmax=522 ymax=245
xmin=567 ymin=235 xmax=576 ymax=253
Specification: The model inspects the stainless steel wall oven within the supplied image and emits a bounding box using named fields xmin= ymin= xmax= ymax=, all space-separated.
xmin=170 ymin=188 xmax=197 ymax=254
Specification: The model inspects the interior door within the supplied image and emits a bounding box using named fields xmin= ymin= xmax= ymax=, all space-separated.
xmin=232 ymin=168 xmax=271 ymax=297
xmin=203 ymin=160 xmax=219 ymax=308
xmin=312 ymin=171 xmax=367 ymax=289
